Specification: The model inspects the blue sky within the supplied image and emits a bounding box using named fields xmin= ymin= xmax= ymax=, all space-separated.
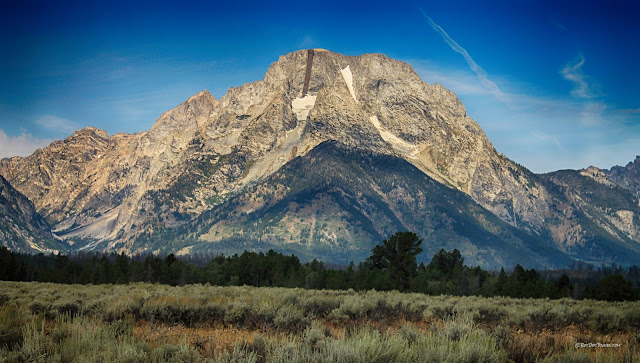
xmin=1 ymin=0 xmax=638 ymax=172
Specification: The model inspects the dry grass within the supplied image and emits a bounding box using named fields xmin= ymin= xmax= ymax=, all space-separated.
xmin=1 ymin=281 xmax=638 ymax=362
xmin=133 ymin=321 xmax=259 ymax=358
xmin=505 ymin=325 xmax=636 ymax=362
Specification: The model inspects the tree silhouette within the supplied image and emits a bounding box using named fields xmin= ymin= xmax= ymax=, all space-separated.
xmin=427 ymin=249 xmax=463 ymax=278
xmin=594 ymin=274 xmax=635 ymax=301
xmin=367 ymin=232 xmax=423 ymax=290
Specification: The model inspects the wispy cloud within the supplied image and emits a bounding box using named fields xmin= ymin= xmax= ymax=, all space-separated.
xmin=34 ymin=115 xmax=80 ymax=134
xmin=413 ymin=13 xmax=636 ymax=172
xmin=420 ymin=9 xmax=508 ymax=102
xmin=560 ymin=54 xmax=607 ymax=129
xmin=560 ymin=54 xmax=599 ymax=99
xmin=299 ymin=35 xmax=315 ymax=49
xmin=0 ymin=130 xmax=52 ymax=158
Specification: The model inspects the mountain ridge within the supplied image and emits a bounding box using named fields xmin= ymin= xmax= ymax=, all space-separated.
xmin=1 ymin=49 xmax=638 ymax=267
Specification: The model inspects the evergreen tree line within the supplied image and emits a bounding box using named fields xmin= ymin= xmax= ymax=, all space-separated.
xmin=0 ymin=232 xmax=637 ymax=301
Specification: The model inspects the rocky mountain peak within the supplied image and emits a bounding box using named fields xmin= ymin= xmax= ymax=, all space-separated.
xmin=580 ymin=155 xmax=640 ymax=197
xmin=603 ymin=155 xmax=640 ymax=196
xmin=72 ymin=126 xmax=108 ymax=139
xmin=580 ymin=166 xmax=617 ymax=187
xmin=150 ymin=89 xmax=219 ymax=136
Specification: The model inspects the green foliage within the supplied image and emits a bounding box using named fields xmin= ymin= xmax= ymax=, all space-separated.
xmin=273 ymin=305 xmax=309 ymax=333
xmin=0 ymin=303 xmax=27 ymax=349
xmin=592 ymin=274 xmax=635 ymax=301
xmin=366 ymin=232 xmax=423 ymax=290
xmin=151 ymin=344 xmax=200 ymax=363
xmin=5 ymin=315 xmax=152 ymax=362
xmin=1 ymin=245 xmax=638 ymax=302
xmin=428 ymin=249 xmax=464 ymax=278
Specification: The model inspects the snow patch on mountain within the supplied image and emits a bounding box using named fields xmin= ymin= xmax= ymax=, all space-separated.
xmin=340 ymin=66 xmax=357 ymax=103
xmin=369 ymin=115 xmax=417 ymax=156
xmin=291 ymin=94 xmax=317 ymax=120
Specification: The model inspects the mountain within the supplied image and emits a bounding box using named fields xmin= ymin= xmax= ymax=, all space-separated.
xmin=0 ymin=49 xmax=638 ymax=267
xmin=0 ymin=174 xmax=63 ymax=253
xmin=540 ymin=169 xmax=640 ymax=263
xmin=0 ymin=90 xmax=219 ymax=249
xmin=141 ymin=140 xmax=571 ymax=268
xmin=580 ymin=156 xmax=640 ymax=197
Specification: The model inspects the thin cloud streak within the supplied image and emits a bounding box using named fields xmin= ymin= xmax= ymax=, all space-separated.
xmin=420 ymin=9 xmax=508 ymax=103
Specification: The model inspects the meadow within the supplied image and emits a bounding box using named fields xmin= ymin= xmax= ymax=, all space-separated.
xmin=1 ymin=281 xmax=638 ymax=362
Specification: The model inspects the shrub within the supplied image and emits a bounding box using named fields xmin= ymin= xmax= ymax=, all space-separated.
xmin=104 ymin=294 xmax=143 ymax=321
xmin=0 ymin=281 xmax=638 ymax=362
xmin=273 ymin=305 xmax=309 ymax=333
xmin=303 ymin=321 xmax=328 ymax=351
xmin=0 ymin=293 xmax=8 ymax=306
xmin=0 ymin=304 xmax=26 ymax=349
xmin=441 ymin=313 xmax=475 ymax=342
xmin=151 ymin=344 xmax=201 ymax=363
xmin=28 ymin=300 xmax=48 ymax=315
xmin=224 ymin=302 xmax=250 ymax=326
xmin=251 ymin=334 xmax=267 ymax=363
xmin=327 ymin=308 xmax=350 ymax=324
xmin=300 ymin=295 xmax=341 ymax=317
xmin=53 ymin=299 xmax=82 ymax=317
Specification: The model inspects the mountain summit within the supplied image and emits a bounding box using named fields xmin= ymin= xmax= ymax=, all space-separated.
xmin=1 ymin=50 xmax=639 ymax=267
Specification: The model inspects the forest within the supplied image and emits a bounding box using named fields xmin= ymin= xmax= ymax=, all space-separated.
xmin=1 ymin=232 xmax=637 ymax=302
xmin=1 ymin=232 xmax=639 ymax=361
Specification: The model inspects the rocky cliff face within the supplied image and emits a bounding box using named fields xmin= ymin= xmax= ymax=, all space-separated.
xmin=0 ymin=49 xmax=638 ymax=266
xmin=0 ymin=175 xmax=61 ymax=253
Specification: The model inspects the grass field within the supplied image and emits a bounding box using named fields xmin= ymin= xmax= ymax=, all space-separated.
xmin=1 ymin=281 xmax=638 ymax=362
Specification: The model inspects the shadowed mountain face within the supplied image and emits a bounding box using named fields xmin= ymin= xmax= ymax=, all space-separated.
xmin=0 ymin=50 xmax=638 ymax=267
xmin=144 ymin=141 xmax=571 ymax=268
xmin=0 ymin=175 xmax=64 ymax=253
